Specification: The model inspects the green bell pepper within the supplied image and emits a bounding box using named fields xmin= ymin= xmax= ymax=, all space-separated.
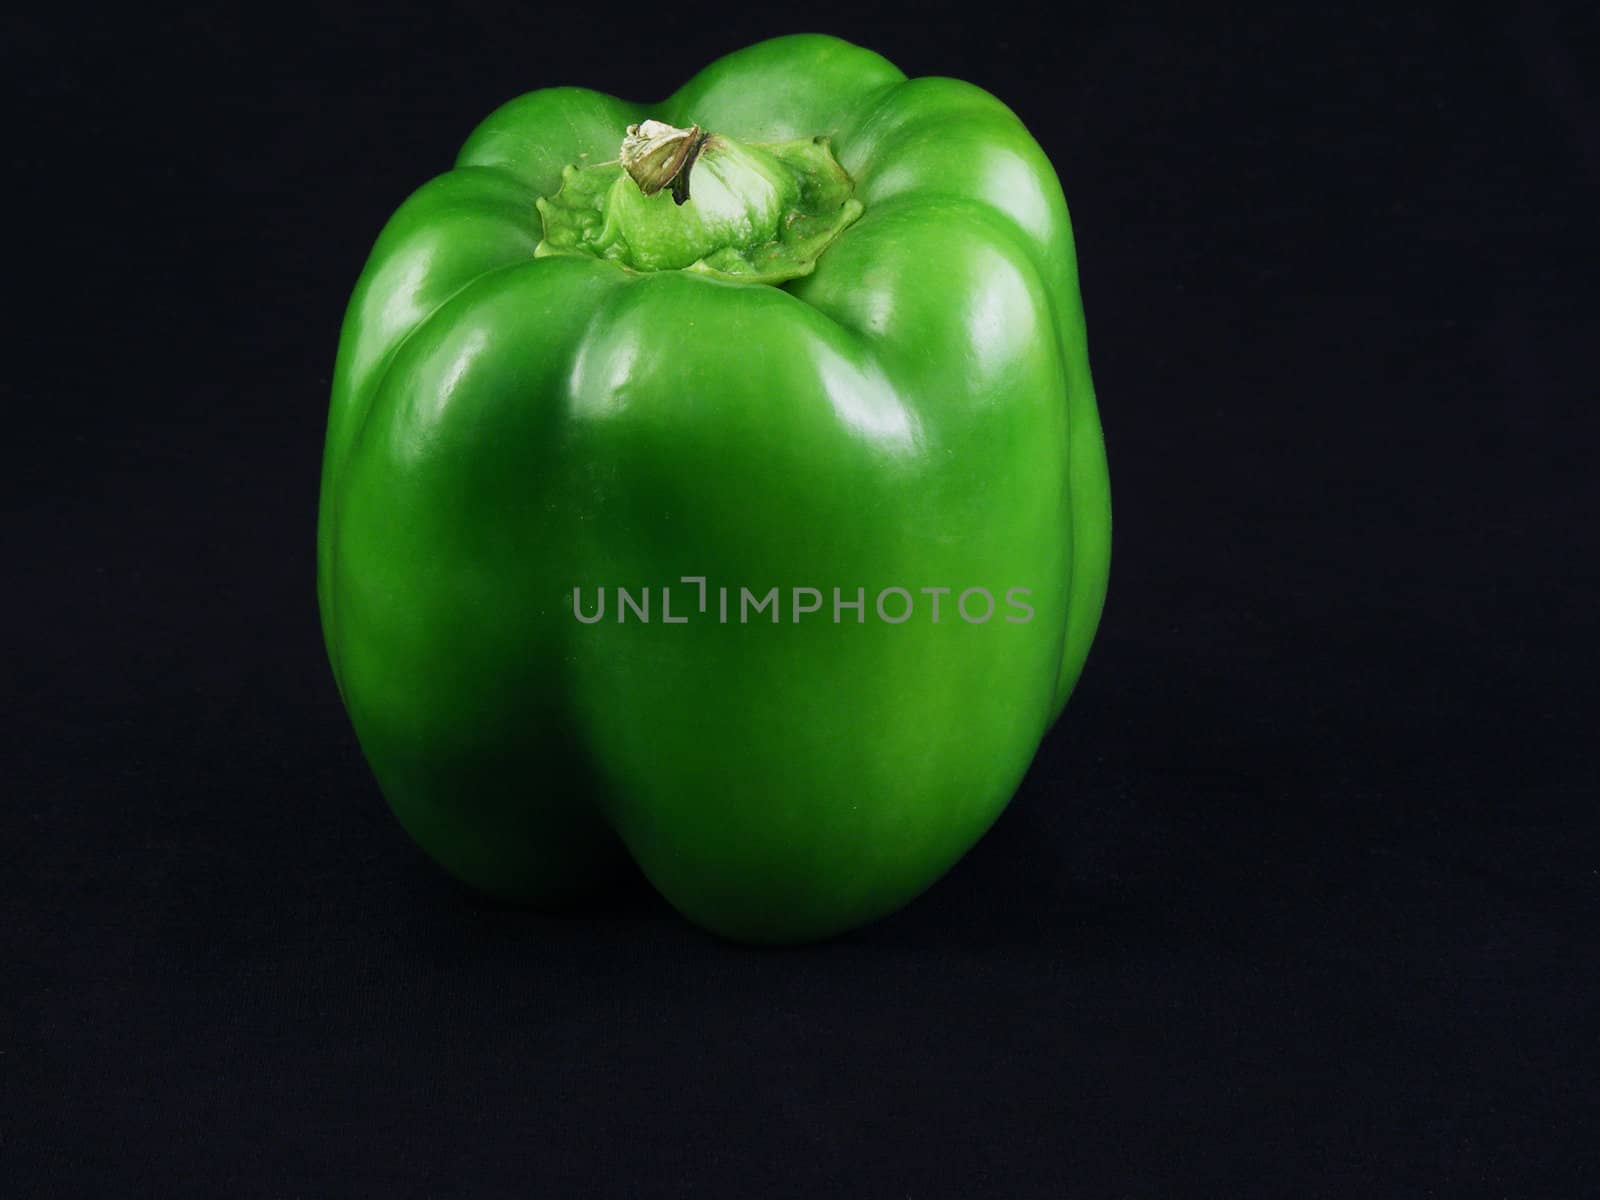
xmin=318 ymin=34 xmax=1111 ymax=944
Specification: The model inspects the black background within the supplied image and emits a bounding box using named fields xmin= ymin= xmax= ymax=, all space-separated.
xmin=9 ymin=1 xmax=1598 ymax=1194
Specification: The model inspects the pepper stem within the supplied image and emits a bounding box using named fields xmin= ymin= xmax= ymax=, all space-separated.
xmin=619 ymin=120 xmax=709 ymax=206
xmin=536 ymin=127 xmax=863 ymax=283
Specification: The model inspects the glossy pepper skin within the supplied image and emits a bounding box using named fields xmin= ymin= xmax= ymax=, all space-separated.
xmin=318 ymin=34 xmax=1110 ymax=944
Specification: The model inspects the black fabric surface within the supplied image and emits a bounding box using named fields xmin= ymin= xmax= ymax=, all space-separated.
xmin=9 ymin=2 xmax=1597 ymax=1194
